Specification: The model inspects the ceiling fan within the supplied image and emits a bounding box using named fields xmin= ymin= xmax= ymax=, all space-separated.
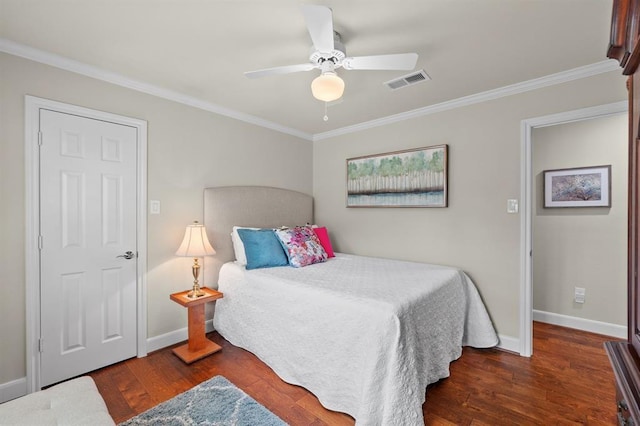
xmin=244 ymin=5 xmax=419 ymax=103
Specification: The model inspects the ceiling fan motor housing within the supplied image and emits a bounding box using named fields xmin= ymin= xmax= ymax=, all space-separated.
xmin=309 ymin=32 xmax=346 ymax=66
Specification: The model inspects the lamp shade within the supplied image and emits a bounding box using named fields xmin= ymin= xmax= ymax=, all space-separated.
xmin=311 ymin=72 xmax=345 ymax=102
xmin=175 ymin=221 xmax=216 ymax=257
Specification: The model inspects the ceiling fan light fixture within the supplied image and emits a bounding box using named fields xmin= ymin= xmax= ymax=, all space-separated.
xmin=311 ymin=71 xmax=345 ymax=102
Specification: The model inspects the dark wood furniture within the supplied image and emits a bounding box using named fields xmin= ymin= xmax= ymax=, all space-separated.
xmin=606 ymin=1 xmax=640 ymax=424
xmin=170 ymin=287 xmax=223 ymax=364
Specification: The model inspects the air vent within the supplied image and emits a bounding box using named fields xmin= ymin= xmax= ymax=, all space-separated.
xmin=384 ymin=70 xmax=431 ymax=90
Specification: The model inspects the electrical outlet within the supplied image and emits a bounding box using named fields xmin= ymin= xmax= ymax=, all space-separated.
xmin=574 ymin=287 xmax=586 ymax=304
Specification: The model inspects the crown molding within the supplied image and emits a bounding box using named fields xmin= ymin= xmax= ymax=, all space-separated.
xmin=0 ymin=38 xmax=620 ymax=143
xmin=313 ymin=60 xmax=621 ymax=141
xmin=0 ymin=38 xmax=313 ymax=141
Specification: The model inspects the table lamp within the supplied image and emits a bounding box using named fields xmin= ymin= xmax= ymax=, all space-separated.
xmin=175 ymin=221 xmax=216 ymax=298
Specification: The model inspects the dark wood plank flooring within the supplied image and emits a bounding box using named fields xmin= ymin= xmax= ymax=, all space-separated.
xmin=88 ymin=322 xmax=620 ymax=425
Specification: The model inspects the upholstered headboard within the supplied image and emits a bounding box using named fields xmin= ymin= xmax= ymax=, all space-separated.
xmin=202 ymin=186 xmax=314 ymax=286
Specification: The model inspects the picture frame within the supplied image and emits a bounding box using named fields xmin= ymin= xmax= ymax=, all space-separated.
xmin=346 ymin=144 xmax=448 ymax=208
xmin=543 ymin=165 xmax=611 ymax=208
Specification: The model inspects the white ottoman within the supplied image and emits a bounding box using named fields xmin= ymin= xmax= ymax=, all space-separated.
xmin=0 ymin=376 xmax=114 ymax=425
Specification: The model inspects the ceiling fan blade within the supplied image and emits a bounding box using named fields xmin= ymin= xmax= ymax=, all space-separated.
xmin=342 ymin=53 xmax=418 ymax=71
xmin=301 ymin=5 xmax=334 ymax=53
xmin=244 ymin=63 xmax=316 ymax=79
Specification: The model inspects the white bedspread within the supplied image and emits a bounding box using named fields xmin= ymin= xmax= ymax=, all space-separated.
xmin=213 ymin=253 xmax=498 ymax=425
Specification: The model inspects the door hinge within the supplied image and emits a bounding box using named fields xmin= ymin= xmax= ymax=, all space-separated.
xmin=38 ymin=235 xmax=43 ymax=250
xmin=38 ymin=338 xmax=44 ymax=353
xmin=38 ymin=131 xmax=43 ymax=147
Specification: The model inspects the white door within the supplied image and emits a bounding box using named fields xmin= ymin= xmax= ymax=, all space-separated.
xmin=39 ymin=109 xmax=138 ymax=387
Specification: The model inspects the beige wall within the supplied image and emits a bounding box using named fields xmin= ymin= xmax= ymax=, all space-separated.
xmin=532 ymin=114 xmax=627 ymax=325
xmin=0 ymin=52 xmax=312 ymax=384
xmin=313 ymin=71 xmax=627 ymax=339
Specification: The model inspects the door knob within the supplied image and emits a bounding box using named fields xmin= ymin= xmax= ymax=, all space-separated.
xmin=116 ymin=251 xmax=135 ymax=260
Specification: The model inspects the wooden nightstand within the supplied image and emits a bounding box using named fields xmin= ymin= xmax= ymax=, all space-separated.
xmin=170 ymin=287 xmax=223 ymax=364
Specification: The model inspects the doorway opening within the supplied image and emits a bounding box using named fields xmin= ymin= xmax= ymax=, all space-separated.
xmin=520 ymin=101 xmax=627 ymax=356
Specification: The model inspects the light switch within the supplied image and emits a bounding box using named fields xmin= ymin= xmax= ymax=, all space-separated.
xmin=507 ymin=199 xmax=519 ymax=214
xmin=150 ymin=200 xmax=161 ymax=215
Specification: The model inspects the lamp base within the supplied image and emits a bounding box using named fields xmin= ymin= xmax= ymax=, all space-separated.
xmin=187 ymin=286 xmax=205 ymax=299
xmin=187 ymin=258 xmax=205 ymax=298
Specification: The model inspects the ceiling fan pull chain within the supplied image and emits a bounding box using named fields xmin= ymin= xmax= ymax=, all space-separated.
xmin=323 ymin=102 xmax=329 ymax=121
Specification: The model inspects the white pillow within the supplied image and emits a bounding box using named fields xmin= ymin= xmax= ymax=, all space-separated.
xmin=231 ymin=226 xmax=260 ymax=265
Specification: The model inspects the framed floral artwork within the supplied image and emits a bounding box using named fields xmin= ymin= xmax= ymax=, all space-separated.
xmin=543 ymin=165 xmax=611 ymax=208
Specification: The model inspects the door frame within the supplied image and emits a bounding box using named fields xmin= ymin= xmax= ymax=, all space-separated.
xmin=24 ymin=95 xmax=148 ymax=392
xmin=519 ymin=100 xmax=628 ymax=357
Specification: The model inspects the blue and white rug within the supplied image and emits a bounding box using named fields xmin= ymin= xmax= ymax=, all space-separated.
xmin=119 ymin=375 xmax=287 ymax=426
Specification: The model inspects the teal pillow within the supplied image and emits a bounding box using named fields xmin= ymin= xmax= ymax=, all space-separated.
xmin=237 ymin=228 xmax=289 ymax=270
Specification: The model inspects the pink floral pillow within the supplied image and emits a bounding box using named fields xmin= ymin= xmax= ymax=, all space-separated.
xmin=274 ymin=226 xmax=328 ymax=268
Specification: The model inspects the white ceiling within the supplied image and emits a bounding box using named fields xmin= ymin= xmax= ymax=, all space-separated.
xmin=0 ymin=0 xmax=615 ymax=137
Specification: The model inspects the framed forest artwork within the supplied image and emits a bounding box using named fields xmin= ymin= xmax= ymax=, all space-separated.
xmin=346 ymin=145 xmax=448 ymax=208
xmin=543 ymin=165 xmax=611 ymax=208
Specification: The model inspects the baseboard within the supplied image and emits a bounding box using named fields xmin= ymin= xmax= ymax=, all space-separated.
xmin=146 ymin=319 xmax=215 ymax=354
xmin=533 ymin=310 xmax=627 ymax=339
xmin=0 ymin=377 xmax=27 ymax=404
xmin=497 ymin=334 xmax=520 ymax=354
xmin=146 ymin=321 xmax=525 ymax=357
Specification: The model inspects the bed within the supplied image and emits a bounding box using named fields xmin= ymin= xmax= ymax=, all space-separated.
xmin=203 ymin=186 xmax=498 ymax=425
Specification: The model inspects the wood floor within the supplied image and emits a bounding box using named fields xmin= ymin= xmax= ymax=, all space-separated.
xmin=89 ymin=322 xmax=620 ymax=425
